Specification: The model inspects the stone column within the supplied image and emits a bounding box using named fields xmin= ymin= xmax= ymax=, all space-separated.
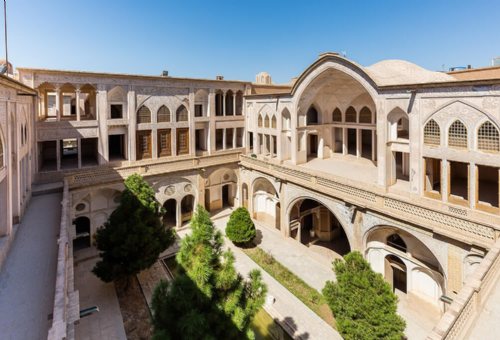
xmin=232 ymin=93 xmax=236 ymax=116
xmin=56 ymin=139 xmax=61 ymax=171
xmin=176 ymin=200 xmax=182 ymax=228
xmin=442 ymin=160 xmax=449 ymax=203
xmin=254 ymin=133 xmax=260 ymax=154
xmin=189 ymin=88 xmax=196 ymax=156
xmin=233 ymin=127 xmax=236 ymax=149
xmin=172 ymin=127 xmax=177 ymax=156
xmin=342 ymin=127 xmax=347 ymax=155
xmin=223 ymin=92 xmax=226 ymax=116
xmin=208 ymin=89 xmax=216 ymax=155
xmin=55 ymin=87 xmax=61 ymax=121
xmin=75 ymin=88 xmax=81 ymax=121
xmin=270 ymin=135 xmax=274 ymax=156
xmin=127 ymin=89 xmax=136 ymax=162
xmin=222 ymin=128 xmax=227 ymax=150
xmin=77 ymin=138 xmax=82 ymax=168
xmin=97 ymin=86 xmax=109 ymax=164
xmin=371 ymin=130 xmax=376 ymax=161
xmin=469 ymin=163 xmax=476 ymax=209
xmin=356 ymin=129 xmax=361 ymax=158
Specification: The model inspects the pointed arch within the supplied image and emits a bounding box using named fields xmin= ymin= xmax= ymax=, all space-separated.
xmin=448 ymin=120 xmax=468 ymax=148
xmin=306 ymin=105 xmax=319 ymax=125
xmin=176 ymin=105 xmax=188 ymax=122
xmin=359 ymin=106 xmax=372 ymax=124
xmin=332 ymin=108 xmax=342 ymax=122
xmin=281 ymin=108 xmax=291 ymax=130
xmin=271 ymin=115 xmax=277 ymax=129
xmin=477 ymin=120 xmax=499 ymax=152
xmin=258 ymin=114 xmax=263 ymax=128
xmin=264 ymin=115 xmax=270 ymax=128
xmin=157 ymin=105 xmax=171 ymax=123
xmin=345 ymin=106 xmax=356 ymax=123
xmin=137 ymin=105 xmax=152 ymax=123
xmin=424 ymin=119 xmax=441 ymax=146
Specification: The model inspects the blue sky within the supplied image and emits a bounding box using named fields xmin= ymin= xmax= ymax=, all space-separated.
xmin=6 ymin=1 xmax=500 ymax=83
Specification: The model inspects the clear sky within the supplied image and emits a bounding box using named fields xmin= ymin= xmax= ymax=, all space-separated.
xmin=5 ymin=0 xmax=500 ymax=83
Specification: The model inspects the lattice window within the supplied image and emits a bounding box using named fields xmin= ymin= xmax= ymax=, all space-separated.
xmin=345 ymin=106 xmax=357 ymax=123
xmin=137 ymin=106 xmax=151 ymax=123
xmin=176 ymin=105 xmax=188 ymax=122
xmin=0 ymin=134 xmax=3 ymax=168
xmin=264 ymin=115 xmax=270 ymax=128
xmin=157 ymin=105 xmax=170 ymax=123
xmin=478 ymin=121 xmax=500 ymax=152
xmin=271 ymin=115 xmax=277 ymax=129
xmin=332 ymin=108 xmax=342 ymax=122
xmin=258 ymin=115 xmax=263 ymax=127
xmin=448 ymin=120 xmax=468 ymax=148
xmin=359 ymin=107 xmax=372 ymax=124
xmin=424 ymin=119 xmax=441 ymax=146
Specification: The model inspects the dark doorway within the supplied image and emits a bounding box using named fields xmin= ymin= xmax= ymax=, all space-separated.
xmin=109 ymin=134 xmax=126 ymax=161
xmin=73 ymin=216 xmax=91 ymax=251
xmin=222 ymin=184 xmax=231 ymax=208
xmin=308 ymin=134 xmax=318 ymax=158
xmin=347 ymin=129 xmax=357 ymax=156
xmin=163 ymin=199 xmax=177 ymax=228
xmin=386 ymin=255 xmax=407 ymax=294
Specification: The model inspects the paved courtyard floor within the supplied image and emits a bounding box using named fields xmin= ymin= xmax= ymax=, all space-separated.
xmin=73 ymin=247 xmax=126 ymax=340
xmin=0 ymin=193 xmax=61 ymax=340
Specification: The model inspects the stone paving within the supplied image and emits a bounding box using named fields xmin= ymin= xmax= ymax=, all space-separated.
xmin=0 ymin=193 xmax=61 ymax=340
xmin=73 ymin=247 xmax=127 ymax=340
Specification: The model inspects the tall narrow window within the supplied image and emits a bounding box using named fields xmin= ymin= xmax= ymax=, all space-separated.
xmin=136 ymin=131 xmax=152 ymax=160
xmin=157 ymin=129 xmax=172 ymax=157
xmin=424 ymin=119 xmax=441 ymax=146
xmin=359 ymin=107 xmax=372 ymax=124
xmin=264 ymin=115 xmax=270 ymax=128
xmin=137 ymin=106 xmax=151 ymax=123
xmin=271 ymin=115 xmax=277 ymax=129
xmin=448 ymin=120 xmax=468 ymax=148
xmin=258 ymin=115 xmax=263 ymax=127
xmin=478 ymin=121 xmax=500 ymax=152
xmin=345 ymin=106 xmax=357 ymax=123
xmin=332 ymin=108 xmax=342 ymax=122
xmin=306 ymin=106 xmax=318 ymax=125
xmin=176 ymin=105 xmax=188 ymax=122
xmin=157 ymin=105 xmax=171 ymax=123
xmin=177 ymin=128 xmax=189 ymax=155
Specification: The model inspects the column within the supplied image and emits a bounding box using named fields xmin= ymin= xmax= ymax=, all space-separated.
xmin=371 ymin=130 xmax=376 ymax=161
xmin=77 ymin=138 xmax=82 ymax=168
xmin=254 ymin=133 xmax=260 ymax=154
xmin=270 ymin=135 xmax=274 ymax=156
xmin=127 ymin=88 xmax=136 ymax=162
xmin=232 ymin=127 xmax=236 ymax=149
xmin=176 ymin=201 xmax=182 ymax=228
xmin=469 ymin=163 xmax=476 ymax=209
xmin=342 ymin=127 xmax=347 ymax=155
xmin=232 ymin=93 xmax=236 ymax=116
xmin=442 ymin=160 xmax=449 ymax=203
xmin=172 ymin=127 xmax=177 ymax=156
xmin=97 ymin=85 xmax=109 ymax=164
xmin=75 ymin=88 xmax=81 ymax=121
xmin=222 ymin=92 xmax=226 ymax=116
xmin=189 ymin=89 xmax=196 ymax=156
xmin=356 ymin=129 xmax=361 ymax=158
xmin=55 ymin=87 xmax=61 ymax=121
xmin=208 ymin=89 xmax=215 ymax=155
xmin=222 ymin=128 xmax=227 ymax=150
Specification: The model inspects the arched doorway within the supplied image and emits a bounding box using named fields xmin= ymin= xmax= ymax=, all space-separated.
xmin=385 ymin=254 xmax=407 ymax=293
xmin=163 ymin=199 xmax=177 ymax=228
xmin=289 ymin=198 xmax=350 ymax=260
xmin=252 ymin=177 xmax=279 ymax=229
xmin=181 ymin=195 xmax=195 ymax=225
xmin=222 ymin=184 xmax=231 ymax=208
xmin=73 ymin=216 xmax=91 ymax=251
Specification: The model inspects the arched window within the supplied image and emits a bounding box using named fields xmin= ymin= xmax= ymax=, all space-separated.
xmin=157 ymin=105 xmax=171 ymax=123
xmin=264 ymin=115 xmax=270 ymax=128
xmin=306 ymin=106 xmax=318 ymax=125
xmin=176 ymin=105 xmax=188 ymax=122
xmin=137 ymin=105 xmax=151 ymax=124
xmin=258 ymin=115 xmax=263 ymax=127
xmin=448 ymin=120 xmax=468 ymax=148
xmin=424 ymin=119 xmax=441 ymax=146
xmin=387 ymin=234 xmax=407 ymax=252
xmin=359 ymin=107 xmax=372 ymax=124
xmin=0 ymin=133 xmax=4 ymax=168
xmin=477 ymin=121 xmax=500 ymax=152
xmin=332 ymin=108 xmax=342 ymax=122
xmin=282 ymin=108 xmax=291 ymax=130
xmin=271 ymin=115 xmax=277 ymax=129
xmin=345 ymin=106 xmax=357 ymax=123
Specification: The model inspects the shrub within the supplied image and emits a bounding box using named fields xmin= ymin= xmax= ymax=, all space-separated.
xmin=322 ymin=251 xmax=406 ymax=340
xmin=225 ymin=207 xmax=256 ymax=245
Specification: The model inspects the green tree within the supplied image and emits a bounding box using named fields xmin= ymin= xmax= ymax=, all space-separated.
xmin=92 ymin=174 xmax=175 ymax=284
xmin=151 ymin=205 xmax=267 ymax=340
xmin=322 ymin=251 xmax=406 ymax=340
xmin=225 ymin=207 xmax=256 ymax=245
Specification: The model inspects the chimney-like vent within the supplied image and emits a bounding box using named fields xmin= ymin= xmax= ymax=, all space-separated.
xmin=216 ymin=75 xmax=224 ymax=80
xmin=161 ymin=70 xmax=169 ymax=77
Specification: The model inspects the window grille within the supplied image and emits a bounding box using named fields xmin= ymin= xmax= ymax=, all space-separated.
xmin=448 ymin=120 xmax=468 ymax=148
xmin=478 ymin=121 xmax=500 ymax=152
xmin=176 ymin=106 xmax=188 ymax=122
xmin=332 ymin=108 xmax=342 ymax=122
xmin=157 ymin=106 xmax=171 ymax=122
xmin=424 ymin=119 xmax=441 ymax=146
xmin=137 ymin=106 xmax=151 ymax=123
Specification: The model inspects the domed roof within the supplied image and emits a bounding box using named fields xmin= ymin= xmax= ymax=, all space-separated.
xmin=365 ymin=59 xmax=454 ymax=86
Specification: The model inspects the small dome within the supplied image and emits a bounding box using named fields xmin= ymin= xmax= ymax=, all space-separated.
xmin=365 ymin=60 xmax=454 ymax=86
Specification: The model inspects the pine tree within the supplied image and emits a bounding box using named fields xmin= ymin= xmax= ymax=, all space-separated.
xmin=225 ymin=207 xmax=256 ymax=245
xmin=322 ymin=251 xmax=406 ymax=340
xmin=151 ymin=205 xmax=267 ymax=340
xmin=92 ymin=174 xmax=175 ymax=284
